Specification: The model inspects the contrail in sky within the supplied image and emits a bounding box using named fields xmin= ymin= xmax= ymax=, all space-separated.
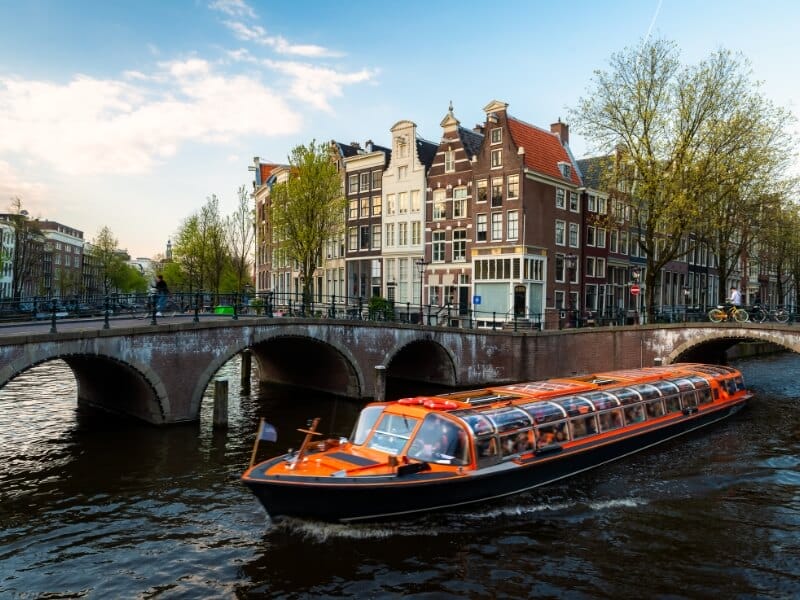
xmin=644 ymin=0 xmax=663 ymax=43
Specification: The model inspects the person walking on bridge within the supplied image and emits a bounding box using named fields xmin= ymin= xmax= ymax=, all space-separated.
xmin=155 ymin=274 xmax=169 ymax=316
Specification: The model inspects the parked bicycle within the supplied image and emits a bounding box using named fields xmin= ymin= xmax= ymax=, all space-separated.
xmin=708 ymin=304 xmax=749 ymax=323
xmin=748 ymin=304 xmax=790 ymax=323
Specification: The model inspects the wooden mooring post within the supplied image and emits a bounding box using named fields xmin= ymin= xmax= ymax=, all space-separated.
xmin=214 ymin=379 xmax=229 ymax=428
xmin=374 ymin=365 xmax=386 ymax=402
xmin=240 ymin=349 xmax=251 ymax=395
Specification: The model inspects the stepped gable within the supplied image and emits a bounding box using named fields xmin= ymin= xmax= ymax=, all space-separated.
xmin=507 ymin=117 xmax=581 ymax=186
xmin=416 ymin=136 xmax=439 ymax=170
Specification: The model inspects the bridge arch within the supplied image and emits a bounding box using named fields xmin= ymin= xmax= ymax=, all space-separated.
xmin=666 ymin=328 xmax=800 ymax=364
xmin=0 ymin=343 xmax=168 ymax=424
xmin=385 ymin=338 xmax=458 ymax=388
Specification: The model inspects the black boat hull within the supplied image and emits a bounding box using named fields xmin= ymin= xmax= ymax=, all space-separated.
xmin=242 ymin=399 xmax=747 ymax=523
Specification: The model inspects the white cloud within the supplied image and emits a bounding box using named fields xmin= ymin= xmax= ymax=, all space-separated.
xmin=265 ymin=60 xmax=378 ymax=111
xmin=222 ymin=20 xmax=342 ymax=58
xmin=0 ymin=160 xmax=49 ymax=211
xmin=209 ymin=0 xmax=256 ymax=19
xmin=0 ymin=60 xmax=303 ymax=176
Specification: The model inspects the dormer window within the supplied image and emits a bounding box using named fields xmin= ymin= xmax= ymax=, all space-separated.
xmin=490 ymin=128 xmax=502 ymax=144
xmin=559 ymin=162 xmax=571 ymax=178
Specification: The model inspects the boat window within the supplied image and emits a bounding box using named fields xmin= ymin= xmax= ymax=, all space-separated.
xmin=366 ymin=413 xmax=419 ymax=455
xmin=452 ymin=410 xmax=495 ymax=436
xmin=685 ymin=375 xmax=709 ymax=389
xmin=612 ymin=387 xmax=642 ymax=406
xmin=697 ymin=387 xmax=712 ymax=404
xmin=725 ymin=378 xmax=739 ymax=394
xmin=351 ymin=405 xmax=385 ymax=446
xmin=536 ymin=421 xmax=568 ymax=447
xmin=598 ymin=409 xmax=624 ymax=432
xmin=523 ymin=401 xmax=566 ymax=424
xmin=556 ymin=396 xmax=595 ymax=417
xmin=631 ymin=384 xmax=661 ymax=401
xmin=646 ymin=399 xmax=665 ymax=418
xmin=651 ymin=380 xmax=679 ymax=396
xmin=582 ymin=391 xmax=619 ymax=411
xmin=735 ymin=376 xmax=745 ymax=390
xmin=484 ymin=407 xmax=533 ymax=433
xmin=623 ymin=403 xmax=646 ymax=425
xmin=664 ymin=395 xmax=681 ymax=413
xmin=569 ymin=415 xmax=598 ymax=440
xmin=500 ymin=429 xmax=535 ymax=457
xmin=406 ymin=414 xmax=469 ymax=465
xmin=681 ymin=391 xmax=697 ymax=408
xmin=475 ymin=436 xmax=499 ymax=462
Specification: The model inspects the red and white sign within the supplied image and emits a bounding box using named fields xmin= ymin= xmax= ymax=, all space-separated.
xmin=630 ymin=284 xmax=640 ymax=296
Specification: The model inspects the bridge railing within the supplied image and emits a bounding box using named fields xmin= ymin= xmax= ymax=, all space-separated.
xmin=1 ymin=292 xmax=796 ymax=331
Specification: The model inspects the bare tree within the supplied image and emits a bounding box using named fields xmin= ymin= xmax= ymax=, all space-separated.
xmin=7 ymin=197 xmax=44 ymax=301
xmin=227 ymin=185 xmax=255 ymax=295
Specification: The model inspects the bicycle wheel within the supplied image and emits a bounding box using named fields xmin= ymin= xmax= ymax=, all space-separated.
xmin=733 ymin=307 xmax=749 ymax=323
xmin=750 ymin=307 xmax=767 ymax=323
xmin=774 ymin=308 xmax=790 ymax=323
xmin=708 ymin=308 xmax=725 ymax=323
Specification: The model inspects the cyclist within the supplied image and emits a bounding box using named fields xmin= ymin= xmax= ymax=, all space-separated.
xmin=726 ymin=287 xmax=742 ymax=319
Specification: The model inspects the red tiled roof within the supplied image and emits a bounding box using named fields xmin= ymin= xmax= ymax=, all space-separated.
xmin=259 ymin=163 xmax=279 ymax=183
xmin=507 ymin=117 xmax=581 ymax=186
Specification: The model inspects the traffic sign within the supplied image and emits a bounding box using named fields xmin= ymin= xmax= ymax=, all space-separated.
xmin=630 ymin=284 xmax=640 ymax=296
xmin=473 ymin=295 xmax=481 ymax=305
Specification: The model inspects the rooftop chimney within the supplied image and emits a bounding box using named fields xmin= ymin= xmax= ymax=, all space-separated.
xmin=550 ymin=118 xmax=569 ymax=145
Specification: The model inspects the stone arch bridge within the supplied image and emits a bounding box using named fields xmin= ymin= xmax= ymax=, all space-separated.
xmin=0 ymin=319 xmax=794 ymax=425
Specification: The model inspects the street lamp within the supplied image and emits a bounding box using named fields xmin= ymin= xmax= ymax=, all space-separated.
xmin=414 ymin=258 xmax=428 ymax=325
xmin=566 ymin=253 xmax=577 ymax=327
xmin=683 ymin=284 xmax=690 ymax=322
xmin=630 ymin=266 xmax=641 ymax=324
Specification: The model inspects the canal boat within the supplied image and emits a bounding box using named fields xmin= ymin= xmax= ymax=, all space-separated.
xmin=241 ymin=363 xmax=752 ymax=523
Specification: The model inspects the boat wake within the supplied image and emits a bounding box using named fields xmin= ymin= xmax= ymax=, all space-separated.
xmin=270 ymin=496 xmax=648 ymax=542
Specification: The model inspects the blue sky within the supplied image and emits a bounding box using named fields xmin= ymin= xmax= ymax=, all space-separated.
xmin=0 ymin=0 xmax=798 ymax=258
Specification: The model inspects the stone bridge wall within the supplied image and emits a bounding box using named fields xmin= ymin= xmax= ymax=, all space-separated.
xmin=1 ymin=319 xmax=796 ymax=424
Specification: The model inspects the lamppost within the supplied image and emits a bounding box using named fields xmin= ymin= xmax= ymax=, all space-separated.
xmin=414 ymin=258 xmax=428 ymax=325
xmin=683 ymin=284 xmax=690 ymax=322
xmin=631 ymin=266 xmax=641 ymax=324
xmin=566 ymin=253 xmax=577 ymax=327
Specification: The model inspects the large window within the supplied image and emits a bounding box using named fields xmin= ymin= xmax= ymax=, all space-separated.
xmin=372 ymin=196 xmax=382 ymax=216
xmin=453 ymin=187 xmax=467 ymax=218
xmin=399 ymin=222 xmax=408 ymax=246
xmin=556 ymin=188 xmax=566 ymax=209
xmin=433 ymin=189 xmax=446 ymax=220
xmin=555 ymin=220 xmax=565 ymax=246
xmin=371 ymin=169 xmax=382 ymax=190
xmin=569 ymin=191 xmax=579 ymax=212
xmin=491 ymin=212 xmax=503 ymax=240
xmin=360 ymin=226 xmax=370 ymax=249
xmin=444 ymin=149 xmax=455 ymax=172
xmin=477 ymin=214 xmax=487 ymax=242
xmin=491 ymin=178 xmax=503 ymax=207
xmin=387 ymin=194 xmax=396 ymax=215
xmin=453 ymin=229 xmax=467 ymax=262
xmin=477 ymin=179 xmax=487 ymax=203
xmin=433 ymin=231 xmax=445 ymax=262
xmin=360 ymin=197 xmax=369 ymax=218
xmin=491 ymin=128 xmax=502 ymax=144
xmin=507 ymin=210 xmax=519 ymax=240
xmin=372 ymin=224 xmax=381 ymax=250
xmin=360 ymin=172 xmax=370 ymax=192
xmin=349 ymin=199 xmax=358 ymax=219
xmin=398 ymin=192 xmax=408 ymax=214
xmin=385 ymin=223 xmax=394 ymax=247
xmin=507 ymin=174 xmax=519 ymax=199
xmin=348 ymin=174 xmax=358 ymax=194
xmin=412 ymin=222 xmax=421 ymax=245
xmin=491 ymin=148 xmax=502 ymax=168
xmin=569 ymin=223 xmax=579 ymax=247
xmin=348 ymin=227 xmax=358 ymax=251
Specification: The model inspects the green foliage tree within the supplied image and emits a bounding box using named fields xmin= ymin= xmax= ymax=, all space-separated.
xmin=90 ymin=226 xmax=127 ymax=296
xmin=570 ymin=38 xmax=795 ymax=317
xmin=270 ymin=140 xmax=346 ymax=304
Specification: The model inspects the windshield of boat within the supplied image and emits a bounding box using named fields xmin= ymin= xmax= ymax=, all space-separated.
xmin=365 ymin=413 xmax=420 ymax=455
xmin=351 ymin=405 xmax=385 ymax=446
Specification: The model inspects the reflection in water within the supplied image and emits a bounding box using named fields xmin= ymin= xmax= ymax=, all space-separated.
xmin=1 ymin=354 xmax=799 ymax=597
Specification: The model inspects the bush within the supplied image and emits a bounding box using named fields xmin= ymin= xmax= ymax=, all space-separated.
xmin=368 ymin=296 xmax=394 ymax=321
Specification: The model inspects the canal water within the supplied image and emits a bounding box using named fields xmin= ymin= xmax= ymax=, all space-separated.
xmin=1 ymin=353 xmax=799 ymax=598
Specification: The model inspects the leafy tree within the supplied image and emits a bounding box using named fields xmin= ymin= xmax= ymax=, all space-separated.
xmin=90 ymin=226 xmax=126 ymax=296
xmin=570 ymin=39 xmax=795 ymax=318
xmin=270 ymin=140 xmax=345 ymax=304
xmin=227 ymin=185 xmax=255 ymax=294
